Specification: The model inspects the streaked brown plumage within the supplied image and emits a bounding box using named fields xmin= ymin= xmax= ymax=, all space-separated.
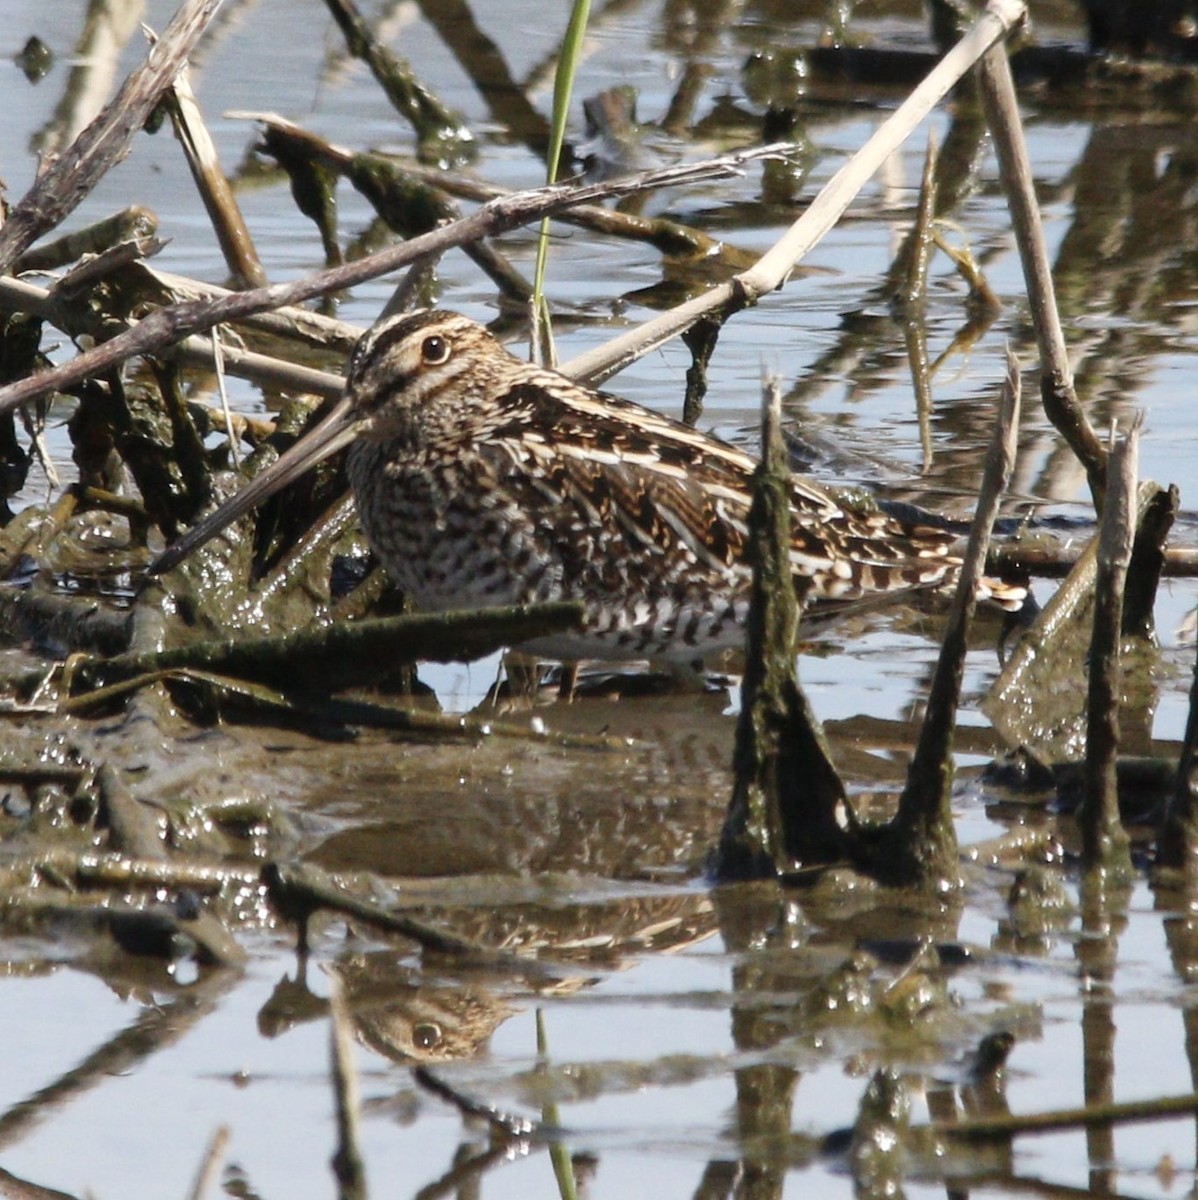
xmin=152 ymin=310 xmax=1024 ymax=663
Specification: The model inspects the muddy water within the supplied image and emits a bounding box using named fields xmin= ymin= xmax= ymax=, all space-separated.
xmin=2 ymin=1 xmax=1198 ymax=1197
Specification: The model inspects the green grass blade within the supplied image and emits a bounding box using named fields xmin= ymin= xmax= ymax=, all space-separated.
xmin=532 ymin=0 xmax=591 ymax=358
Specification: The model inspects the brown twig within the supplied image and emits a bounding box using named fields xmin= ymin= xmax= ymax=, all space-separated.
xmin=1078 ymin=420 xmax=1140 ymax=872
xmin=0 ymin=0 xmax=222 ymax=272
xmin=0 ymin=267 xmax=345 ymax=399
xmin=988 ymin=542 xmax=1198 ymax=580
xmin=976 ymin=37 xmax=1108 ymax=508
xmin=0 ymin=144 xmax=788 ymax=416
xmin=11 ymin=206 xmax=157 ymax=274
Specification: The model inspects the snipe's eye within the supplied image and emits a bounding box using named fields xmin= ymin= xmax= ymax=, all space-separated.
xmin=412 ymin=1022 xmax=441 ymax=1050
xmin=421 ymin=335 xmax=451 ymax=365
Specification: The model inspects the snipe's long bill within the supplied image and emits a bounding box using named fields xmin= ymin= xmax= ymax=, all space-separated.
xmin=148 ymin=391 xmax=362 ymax=577
xmin=148 ymin=309 xmax=1024 ymax=664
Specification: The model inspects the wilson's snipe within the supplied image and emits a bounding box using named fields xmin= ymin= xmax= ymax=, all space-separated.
xmin=151 ymin=310 xmax=1024 ymax=663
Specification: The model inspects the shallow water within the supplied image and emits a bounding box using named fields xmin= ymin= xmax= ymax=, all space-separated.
xmin=2 ymin=1 xmax=1198 ymax=1198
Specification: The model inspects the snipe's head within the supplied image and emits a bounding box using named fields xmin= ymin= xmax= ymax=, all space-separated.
xmin=146 ymin=310 xmax=506 ymax=576
xmin=344 ymin=309 xmax=509 ymax=441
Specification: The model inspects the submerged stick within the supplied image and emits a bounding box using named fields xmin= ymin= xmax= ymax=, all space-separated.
xmin=1079 ymin=421 xmax=1140 ymax=872
xmin=69 ymin=601 xmax=586 ymax=694
xmin=262 ymin=863 xmax=558 ymax=982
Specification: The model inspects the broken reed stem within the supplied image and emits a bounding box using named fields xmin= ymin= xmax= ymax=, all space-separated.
xmin=890 ymin=349 xmax=1021 ymax=884
xmin=716 ymin=378 xmax=847 ymax=881
xmin=681 ymin=318 xmax=722 ymax=427
xmin=1122 ymin=483 xmax=1177 ymax=639
xmin=984 ymin=479 xmax=1166 ymax=757
xmin=1079 ymin=420 xmax=1140 ymax=872
xmin=902 ymin=132 xmax=939 ymax=474
xmin=164 ymin=63 xmax=268 ymax=290
xmin=0 ymin=0 xmax=223 ymax=272
xmin=976 ymin=38 xmax=1108 ymax=509
xmin=112 ymin=262 xmax=363 ymax=350
xmin=53 ymin=234 xmax=169 ymax=294
xmin=560 ymin=0 xmax=1028 ymax=386
xmin=329 ymin=980 xmax=368 ymax=1200
xmin=0 ymin=145 xmax=785 ymax=416
xmin=1161 ymin=634 xmax=1198 ymax=866
xmin=897 ymin=132 xmax=938 ymax=312
xmin=717 ymin=377 xmax=799 ymax=880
